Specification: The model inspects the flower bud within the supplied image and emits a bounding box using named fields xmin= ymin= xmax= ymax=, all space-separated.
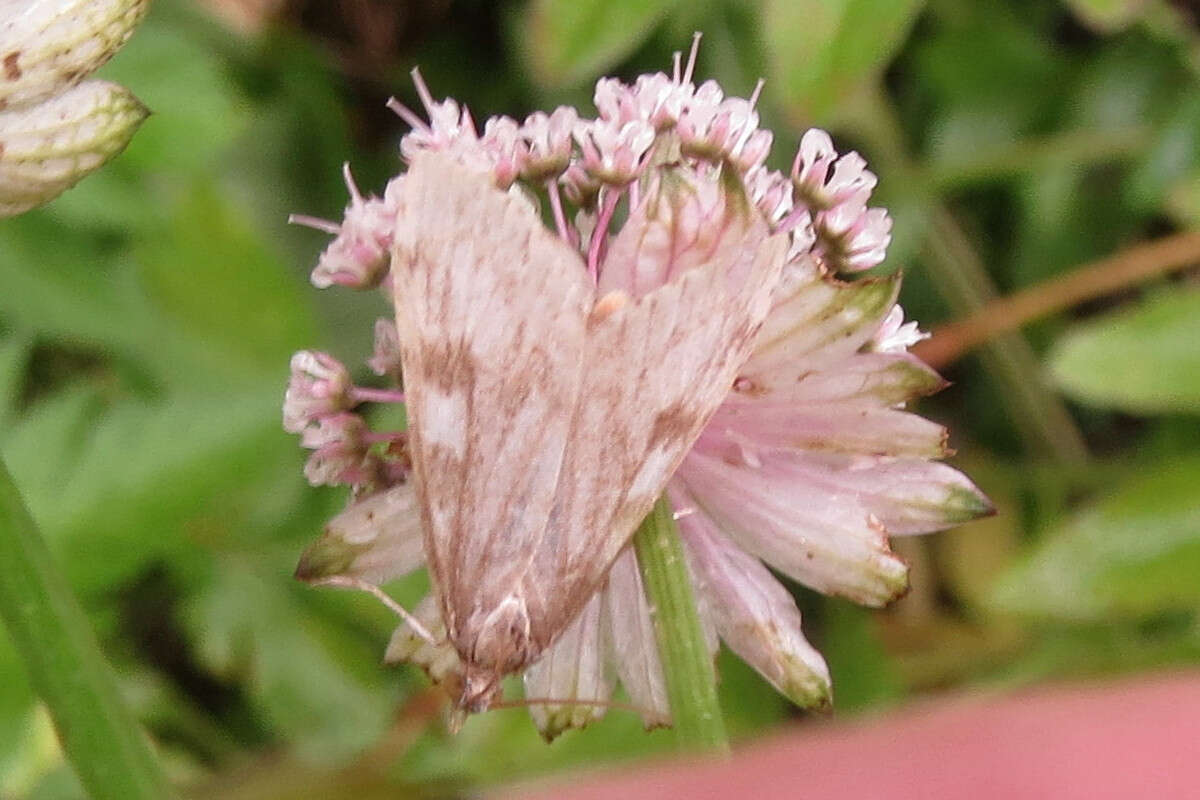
xmin=520 ymin=107 xmax=576 ymax=182
xmin=0 ymin=79 xmax=147 ymax=217
xmin=0 ymin=0 xmax=149 ymax=111
xmin=573 ymin=118 xmax=654 ymax=187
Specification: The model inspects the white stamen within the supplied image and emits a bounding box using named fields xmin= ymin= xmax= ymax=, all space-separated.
xmin=683 ymin=32 xmax=702 ymax=85
xmin=342 ymin=162 xmax=363 ymax=204
xmin=288 ymin=214 xmax=342 ymax=235
xmin=387 ymin=96 xmax=429 ymax=132
xmin=411 ymin=67 xmax=437 ymax=116
xmin=749 ymin=78 xmax=765 ymax=109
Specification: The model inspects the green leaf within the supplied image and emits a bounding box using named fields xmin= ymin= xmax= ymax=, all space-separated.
xmin=95 ymin=16 xmax=250 ymax=176
xmin=818 ymin=599 xmax=903 ymax=711
xmin=2 ymin=383 xmax=295 ymax=595
xmin=1064 ymin=0 xmax=1148 ymax=32
xmin=763 ymin=0 xmax=925 ymax=123
xmin=1165 ymin=170 xmax=1200 ymax=225
xmin=0 ymin=188 xmax=314 ymax=391
xmin=184 ymin=560 xmax=394 ymax=763
xmin=1048 ymin=289 xmax=1200 ymax=414
xmin=520 ymin=0 xmax=681 ymax=88
xmin=990 ymin=457 xmax=1200 ymax=621
xmin=133 ymin=183 xmax=315 ymax=376
xmin=0 ymin=335 xmax=31 ymax=431
xmin=0 ymin=634 xmax=37 ymax=790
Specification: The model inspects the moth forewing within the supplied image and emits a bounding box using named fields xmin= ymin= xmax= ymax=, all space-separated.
xmin=521 ymin=172 xmax=789 ymax=650
xmin=390 ymin=152 xmax=594 ymax=709
xmin=391 ymin=152 xmax=787 ymax=714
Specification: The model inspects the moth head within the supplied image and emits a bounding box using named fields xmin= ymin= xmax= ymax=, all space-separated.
xmin=465 ymin=593 xmax=535 ymax=673
xmin=457 ymin=666 xmax=504 ymax=717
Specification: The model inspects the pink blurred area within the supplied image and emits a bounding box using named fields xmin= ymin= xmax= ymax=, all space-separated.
xmin=501 ymin=672 xmax=1200 ymax=800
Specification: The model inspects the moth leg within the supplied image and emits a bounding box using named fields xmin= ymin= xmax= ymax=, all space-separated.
xmin=311 ymin=575 xmax=438 ymax=646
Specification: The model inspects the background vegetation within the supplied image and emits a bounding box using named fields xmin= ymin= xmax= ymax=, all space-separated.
xmin=2 ymin=0 xmax=1199 ymax=796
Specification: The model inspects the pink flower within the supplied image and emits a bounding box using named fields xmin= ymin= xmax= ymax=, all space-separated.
xmin=791 ymin=129 xmax=892 ymax=273
xmin=286 ymin=38 xmax=991 ymax=739
xmin=289 ymin=165 xmax=395 ymax=289
xmin=282 ymin=351 xmax=354 ymax=432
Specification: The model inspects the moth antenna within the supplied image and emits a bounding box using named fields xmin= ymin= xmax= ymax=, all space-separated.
xmin=490 ymin=696 xmax=651 ymax=717
xmin=386 ymin=96 xmax=428 ymax=133
xmin=311 ymin=575 xmax=438 ymax=646
xmin=287 ymin=214 xmax=342 ymax=235
xmin=341 ymin=162 xmax=364 ymax=204
xmin=683 ymin=31 xmax=702 ymax=85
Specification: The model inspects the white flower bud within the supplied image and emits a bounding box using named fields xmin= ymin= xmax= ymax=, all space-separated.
xmin=0 ymin=0 xmax=150 ymax=111
xmin=0 ymin=79 xmax=147 ymax=217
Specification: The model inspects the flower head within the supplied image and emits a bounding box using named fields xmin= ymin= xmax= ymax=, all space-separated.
xmin=286 ymin=37 xmax=990 ymax=738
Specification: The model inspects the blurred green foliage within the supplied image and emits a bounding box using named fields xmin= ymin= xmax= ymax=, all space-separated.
xmin=1 ymin=0 xmax=1199 ymax=796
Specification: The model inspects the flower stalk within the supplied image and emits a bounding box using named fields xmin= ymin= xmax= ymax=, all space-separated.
xmin=633 ymin=496 xmax=729 ymax=754
xmin=0 ymin=458 xmax=174 ymax=800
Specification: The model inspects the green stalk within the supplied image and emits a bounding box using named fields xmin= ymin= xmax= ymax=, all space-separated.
xmin=0 ymin=458 xmax=174 ymax=800
xmin=632 ymin=495 xmax=729 ymax=754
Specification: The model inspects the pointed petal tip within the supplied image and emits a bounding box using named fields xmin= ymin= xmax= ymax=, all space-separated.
xmin=861 ymin=557 xmax=911 ymax=608
xmin=943 ymin=484 xmax=997 ymax=523
xmin=781 ymin=667 xmax=833 ymax=711
xmin=534 ymin=711 xmax=604 ymax=742
xmin=293 ymin=536 xmax=359 ymax=583
xmin=640 ymin=714 xmax=673 ymax=732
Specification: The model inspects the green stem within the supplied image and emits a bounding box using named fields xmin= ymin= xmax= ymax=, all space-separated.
xmin=0 ymin=458 xmax=174 ymax=800
xmin=633 ymin=495 xmax=728 ymax=754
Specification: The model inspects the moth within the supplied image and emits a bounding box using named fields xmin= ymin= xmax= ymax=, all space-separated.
xmin=389 ymin=150 xmax=786 ymax=715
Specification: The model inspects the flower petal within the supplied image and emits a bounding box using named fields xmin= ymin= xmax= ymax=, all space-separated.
xmin=678 ymin=503 xmax=831 ymax=708
xmin=733 ymin=351 xmax=945 ymax=404
xmin=385 ymin=594 xmax=462 ymax=693
xmin=676 ymin=449 xmax=909 ymax=606
xmin=743 ymin=266 xmax=899 ymax=379
xmin=523 ymin=593 xmax=612 ymax=740
xmin=781 ymin=454 xmax=995 ymax=535
xmin=708 ymin=400 xmax=949 ymax=459
xmin=602 ymin=548 xmax=671 ymax=728
xmin=295 ymin=484 xmax=425 ymax=583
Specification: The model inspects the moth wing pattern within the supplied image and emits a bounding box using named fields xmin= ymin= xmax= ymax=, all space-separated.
xmin=521 ymin=186 xmax=789 ymax=647
xmin=390 ymin=152 xmax=594 ymax=665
